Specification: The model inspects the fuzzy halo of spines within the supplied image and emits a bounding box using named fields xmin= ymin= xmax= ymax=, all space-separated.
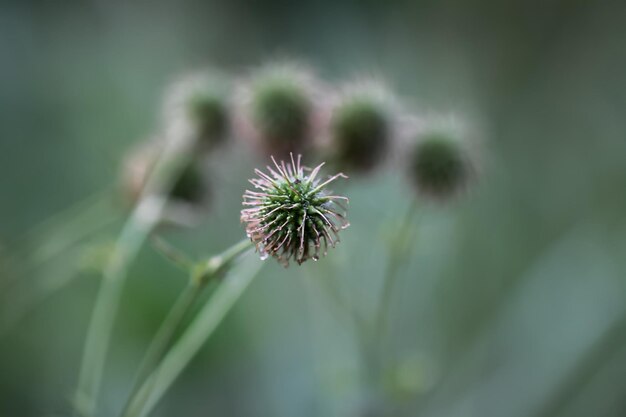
xmin=406 ymin=115 xmax=479 ymax=201
xmin=233 ymin=61 xmax=328 ymax=159
xmin=161 ymin=71 xmax=231 ymax=151
xmin=325 ymin=79 xmax=400 ymax=173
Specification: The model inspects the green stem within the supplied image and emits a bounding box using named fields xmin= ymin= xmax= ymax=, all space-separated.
xmin=0 ymin=247 xmax=85 ymax=337
xmin=122 ymin=240 xmax=259 ymax=417
xmin=304 ymin=261 xmax=368 ymax=348
xmin=302 ymin=263 xmax=370 ymax=416
xmin=1 ymin=190 xmax=118 ymax=293
xmin=74 ymin=138 xmax=195 ymax=417
xmin=374 ymin=200 xmax=419 ymax=366
xmin=15 ymin=189 xmax=113 ymax=252
xmin=118 ymin=278 xmax=216 ymax=417
xmin=121 ymin=239 xmax=253 ymax=415
xmin=218 ymin=238 xmax=256 ymax=262
xmin=133 ymin=281 xmax=204 ymax=389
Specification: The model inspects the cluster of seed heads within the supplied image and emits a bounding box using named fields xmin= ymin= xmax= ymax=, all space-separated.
xmin=120 ymin=71 xmax=231 ymax=223
xmin=241 ymin=154 xmax=350 ymax=266
xmin=121 ymin=60 xmax=479 ymax=258
xmin=234 ymin=63 xmax=476 ymax=201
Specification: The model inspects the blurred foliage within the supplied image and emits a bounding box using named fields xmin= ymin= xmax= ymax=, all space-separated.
xmin=1 ymin=0 xmax=626 ymax=416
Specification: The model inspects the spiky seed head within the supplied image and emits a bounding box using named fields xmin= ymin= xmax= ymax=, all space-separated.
xmin=236 ymin=63 xmax=322 ymax=158
xmin=408 ymin=127 xmax=474 ymax=200
xmin=241 ymin=154 xmax=349 ymax=267
xmin=163 ymin=72 xmax=230 ymax=151
xmin=329 ymin=83 xmax=395 ymax=173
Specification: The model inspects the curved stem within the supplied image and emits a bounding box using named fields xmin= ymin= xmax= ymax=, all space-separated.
xmin=0 ymin=247 xmax=85 ymax=338
xmin=134 ymin=282 xmax=204 ymax=387
xmin=118 ymin=278 xmax=213 ymax=417
xmin=74 ymin=137 xmax=195 ymax=417
xmin=310 ymin=265 xmax=365 ymax=326
xmin=122 ymin=240 xmax=258 ymax=417
xmin=121 ymin=239 xmax=253 ymax=416
xmin=74 ymin=200 xmax=166 ymax=417
xmin=1 ymin=190 xmax=118 ymax=294
xmin=15 ymin=189 xmax=114 ymax=252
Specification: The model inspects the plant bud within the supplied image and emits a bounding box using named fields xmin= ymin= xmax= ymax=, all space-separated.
xmin=235 ymin=62 xmax=324 ymax=158
xmin=241 ymin=154 xmax=349 ymax=266
xmin=328 ymin=82 xmax=396 ymax=173
xmin=163 ymin=72 xmax=230 ymax=152
xmin=408 ymin=122 xmax=476 ymax=201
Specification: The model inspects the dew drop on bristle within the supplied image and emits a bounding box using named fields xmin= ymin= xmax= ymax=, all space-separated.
xmin=258 ymin=244 xmax=269 ymax=260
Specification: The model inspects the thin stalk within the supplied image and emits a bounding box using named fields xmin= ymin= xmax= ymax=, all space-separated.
xmin=119 ymin=277 xmax=218 ymax=417
xmin=149 ymin=236 xmax=194 ymax=272
xmin=122 ymin=240 xmax=259 ymax=417
xmin=301 ymin=271 xmax=336 ymax=416
xmin=1 ymin=190 xmax=118 ymax=293
xmin=133 ymin=281 xmax=204 ymax=388
xmin=302 ymin=263 xmax=368 ymax=417
xmin=74 ymin=136 xmax=195 ymax=417
xmin=303 ymin=259 xmax=370 ymax=369
xmin=308 ymin=265 xmax=366 ymax=328
xmin=374 ymin=200 xmax=419 ymax=364
xmin=213 ymin=238 xmax=256 ymax=264
xmin=0 ymin=247 xmax=85 ymax=337
xmin=121 ymin=240 xmax=253 ymax=417
xmin=27 ymin=194 xmax=117 ymax=266
xmin=15 ymin=189 xmax=114 ymax=252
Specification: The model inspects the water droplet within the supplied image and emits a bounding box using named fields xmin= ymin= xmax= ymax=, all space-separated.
xmin=258 ymin=244 xmax=269 ymax=260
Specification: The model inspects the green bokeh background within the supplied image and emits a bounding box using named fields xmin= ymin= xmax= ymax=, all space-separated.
xmin=1 ymin=1 xmax=626 ymax=416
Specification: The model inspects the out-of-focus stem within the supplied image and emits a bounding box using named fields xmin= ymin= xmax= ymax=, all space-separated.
xmin=74 ymin=133 xmax=195 ymax=417
xmin=0 ymin=190 xmax=118 ymax=294
xmin=122 ymin=240 xmax=258 ymax=417
xmin=133 ymin=281 xmax=204 ymax=389
xmin=121 ymin=239 xmax=253 ymax=417
xmin=374 ymin=200 xmax=419 ymax=364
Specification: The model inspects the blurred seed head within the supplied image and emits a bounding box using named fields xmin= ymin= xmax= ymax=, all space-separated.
xmin=408 ymin=119 xmax=477 ymax=201
xmin=235 ymin=62 xmax=325 ymax=158
xmin=328 ymin=81 xmax=397 ymax=173
xmin=169 ymin=163 xmax=209 ymax=206
xmin=241 ymin=154 xmax=349 ymax=267
xmin=162 ymin=72 xmax=230 ymax=152
xmin=120 ymin=141 xmax=211 ymax=224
